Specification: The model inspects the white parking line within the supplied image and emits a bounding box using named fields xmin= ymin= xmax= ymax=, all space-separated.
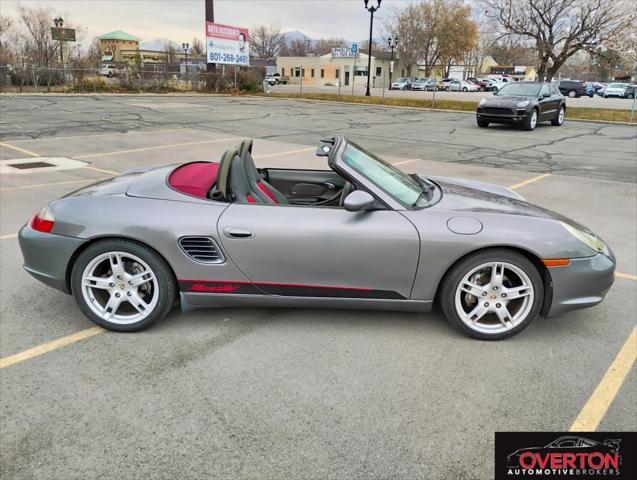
xmin=392 ymin=159 xmax=422 ymax=167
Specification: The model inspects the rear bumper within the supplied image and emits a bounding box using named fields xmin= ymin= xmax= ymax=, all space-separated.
xmin=546 ymin=253 xmax=615 ymax=317
xmin=18 ymin=224 xmax=84 ymax=294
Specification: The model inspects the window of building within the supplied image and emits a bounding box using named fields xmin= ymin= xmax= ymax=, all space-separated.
xmin=301 ymin=68 xmax=305 ymax=77
xmin=335 ymin=69 xmax=340 ymax=79
xmin=376 ymin=66 xmax=382 ymax=77
xmin=355 ymin=66 xmax=368 ymax=76
xmin=295 ymin=67 xmax=301 ymax=77
xmin=281 ymin=68 xmax=285 ymax=76
xmin=320 ymin=69 xmax=325 ymax=78
xmin=311 ymin=68 xmax=315 ymax=78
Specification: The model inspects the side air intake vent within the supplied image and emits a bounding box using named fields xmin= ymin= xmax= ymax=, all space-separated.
xmin=178 ymin=236 xmax=224 ymax=264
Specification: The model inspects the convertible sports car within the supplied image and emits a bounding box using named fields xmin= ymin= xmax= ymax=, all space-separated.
xmin=19 ymin=137 xmax=615 ymax=340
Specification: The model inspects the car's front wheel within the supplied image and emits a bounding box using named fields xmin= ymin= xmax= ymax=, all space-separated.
xmin=439 ymin=249 xmax=544 ymax=340
xmin=71 ymin=239 xmax=176 ymax=332
xmin=477 ymin=117 xmax=489 ymax=128
xmin=551 ymin=106 xmax=565 ymax=126
xmin=523 ymin=109 xmax=538 ymax=130
xmin=568 ymin=90 xmax=577 ymax=98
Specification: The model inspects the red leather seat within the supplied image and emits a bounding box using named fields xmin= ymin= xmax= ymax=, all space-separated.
xmin=238 ymin=139 xmax=289 ymax=205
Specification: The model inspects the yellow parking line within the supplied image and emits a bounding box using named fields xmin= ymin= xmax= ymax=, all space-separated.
xmin=0 ymin=142 xmax=39 ymax=157
xmin=0 ymin=326 xmax=105 ymax=369
xmin=0 ymin=233 xmax=18 ymax=240
xmin=85 ymin=166 xmax=119 ymax=175
xmin=75 ymin=137 xmax=239 ymax=159
xmin=254 ymin=147 xmax=316 ymax=160
xmin=392 ymin=159 xmax=422 ymax=167
xmin=0 ymin=178 xmax=106 ymax=192
xmin=570 ymin=327 xmax=637 ymax=431
xmin=616 ymin=272 xmax=637 ymax=281
xmin=508 ymin=173 xmax=552 ymax=190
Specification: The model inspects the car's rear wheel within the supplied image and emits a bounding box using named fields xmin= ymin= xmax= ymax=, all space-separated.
xmin=523 ymin=109 xmax=538 ymax=130
xmin=551 ymin=106 xmax=565 ymax=126
xmin=71 ymin=239 xmax=176 ymax=332
xmin=568 ymin=90 xmax=577 ymax=98
xmin=462 ymin=87 xmax=468 ymax=92
xmin=445 ymin=86 xmax=450 ymax=92
xmin=477 ymin=117 xmax=489 ymax=128
xmin=439 ymin=249 xmax=544 ymax=340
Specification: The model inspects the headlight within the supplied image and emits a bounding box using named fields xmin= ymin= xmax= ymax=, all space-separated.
xmin=516 ymin=100 xmax=530 ymax=107
xmin=561 ymin=222 xmax=610 ymax=256
xmin=479 ymin=98 xmax=487 ymax=105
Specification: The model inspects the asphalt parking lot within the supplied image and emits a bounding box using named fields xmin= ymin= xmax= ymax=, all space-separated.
xmin=1 ymin=95 xmax=636 ymax=479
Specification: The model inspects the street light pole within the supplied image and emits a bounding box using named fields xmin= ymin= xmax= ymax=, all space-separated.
xmin=182 ymin=42 xmax=189 ymax=83
xmin=54 ymin=17 xmax=64 ymax=68
xmin=387 ymin=35 xmax=398 ymax=89
xmin=363 ymin=0 xmax=381 ymax=97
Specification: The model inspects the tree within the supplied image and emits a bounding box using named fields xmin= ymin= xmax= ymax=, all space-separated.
xmin=388 ymin=3 xmax=422 ymax=76
xmin=18 ymin=5 xmax=57 ymax=67
xmin=436 ymin=0 xmax=478 ymax=77
xmin=0 ymin=15 xmax=14 ymax=65
xmin=487 ymin=39 xmax=537 ymax=67
xmin=190 ymin=37 xmax=205 ymax=56
xmin=313 ymin=37 xmax=346 ymax=56
xmin=482 ymin=0 xmax=636 ymax=81
xmin=281 ymin=38 xmax=310 ymax=57
xmin=85 ymin=36 xmax=102 ymax=67
xmin=250 ymin=24 xmax=285 ymax=59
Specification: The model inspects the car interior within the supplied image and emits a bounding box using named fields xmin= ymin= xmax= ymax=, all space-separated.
xmin=168 ymin=139 xmax=351 ymax=207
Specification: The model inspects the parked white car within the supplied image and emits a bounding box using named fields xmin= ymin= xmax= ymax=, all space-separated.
xmin=98 ymin=64 xmax=120 ymax=78
xmin=391 ymin=77 xmax=414 ymax=90
xmin=444 ymin=79 xmax=479 ymax=92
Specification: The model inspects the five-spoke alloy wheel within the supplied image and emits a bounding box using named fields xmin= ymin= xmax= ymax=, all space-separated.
xmin=71 ymin=240 xmax=176 ymax=331
xmin=440 ymin=249 xmax=543 ymax=340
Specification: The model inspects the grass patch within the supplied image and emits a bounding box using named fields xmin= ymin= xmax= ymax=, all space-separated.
xmin=267 ymin=92 xmax=636 ymax=124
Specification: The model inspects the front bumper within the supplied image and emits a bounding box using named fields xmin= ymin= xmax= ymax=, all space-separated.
xmin=476 ymin=107 xmax=530 ymax=123
xmin=546 ymin=253 xmax=615 ymax=317
xmin=18 ymin=224 xmax=84 ymax=294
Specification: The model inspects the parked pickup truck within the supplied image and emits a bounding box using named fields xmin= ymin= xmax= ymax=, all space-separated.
xmin=266 ymin=73 xmax=289 ymax=85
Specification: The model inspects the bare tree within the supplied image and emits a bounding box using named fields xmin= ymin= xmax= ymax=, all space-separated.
xmin=164 ymin=42 xmax=177 ymax=70
xmin=190 ymin=37 xmax=205 ymax=56
xmin=313 ymin=37 xmax=347 ymax=56
xmin=18 ymin=5 xmax=57 ymax=67
xmin=0 ymin=14 xmax=14 ymax=65
xmin=281 ymin=38 xmax=310 ymax=57
xmin=85 ymin=36 xmax=102 ymax=68
xmin=250 ymin=24 xmax=285 ymax=59
xmin=482 ymin=0 xmax=636 ymax=81
xmin=388 ymin=4 xmax=422 ymax=76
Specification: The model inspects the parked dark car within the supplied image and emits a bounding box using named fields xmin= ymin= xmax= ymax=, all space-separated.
xmin=476 ymin=81 xmax=566 ymax=131
xmin=557 ymin=80 xmax=587 ymax=98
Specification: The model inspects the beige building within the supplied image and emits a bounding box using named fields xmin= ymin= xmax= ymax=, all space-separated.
xmin=98 ymin=31 xmax=141 ymax=63
xmin=277 ymin=51 xmax=408 ymax=89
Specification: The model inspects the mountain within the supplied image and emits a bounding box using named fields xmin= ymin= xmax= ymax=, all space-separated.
xmin=140 ymin=38 xmax=181 ymax=51
xmin=281 ymin=30 xmax=318 ymax=46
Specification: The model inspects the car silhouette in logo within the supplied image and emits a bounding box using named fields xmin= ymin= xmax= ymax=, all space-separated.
xmin=507 ymin=435 xmax=621 ymax=469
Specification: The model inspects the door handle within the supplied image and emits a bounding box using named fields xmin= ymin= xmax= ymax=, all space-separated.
xmin=224 ymin=227 xmax=254 ymax=239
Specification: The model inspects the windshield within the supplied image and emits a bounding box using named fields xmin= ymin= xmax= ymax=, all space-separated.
xmin=608 ymin=83 xmax=626 ymax=88
xmin=341 ymin=142 xmax=424 ymax=206
xmin=394 ymin=78 xmax=407 ymax=82
xmin=497 ymin=83 xmax=541 ymax=96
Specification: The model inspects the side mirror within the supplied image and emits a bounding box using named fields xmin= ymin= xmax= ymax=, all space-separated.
xmin=542 ymin=92 xmax=551 ymax=98
xmin=343 ymin=190 xmax=375 ymax=212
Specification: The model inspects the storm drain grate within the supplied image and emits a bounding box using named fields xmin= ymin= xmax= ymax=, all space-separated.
xmin=8 ymin=161 xmax=55 ymax=170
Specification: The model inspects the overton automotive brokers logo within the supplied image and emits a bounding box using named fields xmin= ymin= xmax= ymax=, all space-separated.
xmin=495 ymin=432 xmax=636 ymax=480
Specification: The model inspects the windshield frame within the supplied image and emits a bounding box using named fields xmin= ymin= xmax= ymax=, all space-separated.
xmin=339 ymin=140 xmax=432 ymax=209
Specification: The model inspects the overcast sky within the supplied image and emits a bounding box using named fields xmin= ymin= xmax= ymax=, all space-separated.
xmin=2 ymin=0 xmax=445 ymax=45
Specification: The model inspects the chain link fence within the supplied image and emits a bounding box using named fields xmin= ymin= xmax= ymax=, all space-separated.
xmin=0 ymin=65 xmax=266 ymax=94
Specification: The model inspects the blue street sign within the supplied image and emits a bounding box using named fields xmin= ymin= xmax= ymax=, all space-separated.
xmin=351 ymin=43 xmax=358 ymax=55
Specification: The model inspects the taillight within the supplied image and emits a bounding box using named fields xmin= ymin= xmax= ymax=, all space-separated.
xmin=31 ymin=205 xmax=55 ymax=233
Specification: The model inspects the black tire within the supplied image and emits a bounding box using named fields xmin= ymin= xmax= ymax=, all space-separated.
xmin=462 ymin=87 xmax=468 ymax=92
xmin=627 ymin=93 xmax=634 ymax=99
xmin=522 ymin=108 xmax=538 ymax=131
xmin=439 ymin=249 xmax=544 ymax=340
xmin=71 ymin=239 xmax=176 ymax=332
xmin=551 ymin=105 xmax=565 ymax=126
xmin=445 ymin=86 xmax=450 ymax=92
xmin=568 ymin=90 xmax=577 ymax=98
xmin=477 ymin=117 xmax=489 ymax=128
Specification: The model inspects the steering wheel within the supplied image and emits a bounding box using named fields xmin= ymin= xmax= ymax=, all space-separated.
xmin=339 ymin=181 xmax=355 ymax=206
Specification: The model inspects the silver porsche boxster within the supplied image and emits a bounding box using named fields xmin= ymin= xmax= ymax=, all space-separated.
xmin=19 ymin=137 xmax=615 ymax=340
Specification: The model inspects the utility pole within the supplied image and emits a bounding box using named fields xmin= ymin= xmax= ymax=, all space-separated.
xmin=205 ymin=0 xmax=215 ymax=73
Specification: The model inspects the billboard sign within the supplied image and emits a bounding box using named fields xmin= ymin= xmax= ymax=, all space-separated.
xmin=331 ymin=47 xmax=359 ymax=58
xmin=206 ymin=22 xmax=249 ymax=66
xmin=51 ymin=27 xmax=76 ymax=41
